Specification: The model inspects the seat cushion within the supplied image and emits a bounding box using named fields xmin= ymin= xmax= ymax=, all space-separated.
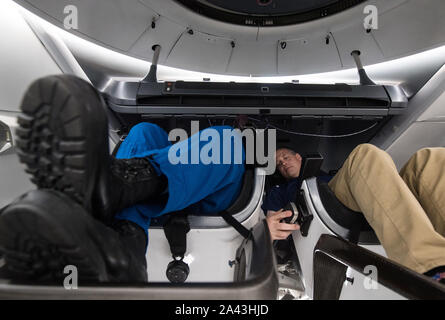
xmin=316 ymin=179 xmax=379 ymax=245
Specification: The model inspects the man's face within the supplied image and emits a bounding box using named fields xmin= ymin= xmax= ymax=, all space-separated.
xmin=276 ymin=148 xmax=302 ymax=180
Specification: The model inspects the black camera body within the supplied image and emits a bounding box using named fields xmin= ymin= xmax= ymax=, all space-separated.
xmin=282 ymin=202 xmax=299 ymax=224
xmin=281 ymin=190 xmax=313 ymax=237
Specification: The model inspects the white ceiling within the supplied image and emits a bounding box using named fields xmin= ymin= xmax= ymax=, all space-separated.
xmin=12 ymin=0 xmax=445 ymax=77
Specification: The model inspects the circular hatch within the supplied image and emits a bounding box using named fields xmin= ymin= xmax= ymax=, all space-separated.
xmin=175 ymin=0 xmax=367 ymax=27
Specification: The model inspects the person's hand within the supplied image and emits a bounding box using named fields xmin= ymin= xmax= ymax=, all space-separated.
xmin=266 ymin=209 xmax=300 ymax=241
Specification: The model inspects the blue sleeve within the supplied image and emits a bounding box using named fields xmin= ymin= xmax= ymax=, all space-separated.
xmin=261 ymin=185 xmax=286 ymax=214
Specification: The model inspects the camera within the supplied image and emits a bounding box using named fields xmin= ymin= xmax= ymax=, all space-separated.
xmin=282 ymin=202 xmax=299 ymax=224
xmin=281 ymin=191 xmax=314 ymax=236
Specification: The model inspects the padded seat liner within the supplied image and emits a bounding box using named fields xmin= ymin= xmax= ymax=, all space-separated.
xmin=316 ymin=179 xmax=379 ymax=245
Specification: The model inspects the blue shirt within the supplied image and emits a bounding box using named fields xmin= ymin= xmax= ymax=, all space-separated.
xmin=262 ymin=175 xmax=332 ymax=213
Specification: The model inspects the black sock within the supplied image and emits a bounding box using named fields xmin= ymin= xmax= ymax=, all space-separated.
xmin=424 ymin=266 xmax=445 ymax=277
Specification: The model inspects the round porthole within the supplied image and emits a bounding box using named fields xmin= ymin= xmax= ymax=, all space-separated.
xmin=257 ymin=0 xmax=273 ymax=6
xmin=175 ymin=0 xmax=367 ymax=26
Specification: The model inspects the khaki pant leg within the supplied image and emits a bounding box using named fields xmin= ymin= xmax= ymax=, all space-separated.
xmin=400 ymin=148 xmax=445 ymax=237
xmin=328 ymin=144 xmax=445 ymax=273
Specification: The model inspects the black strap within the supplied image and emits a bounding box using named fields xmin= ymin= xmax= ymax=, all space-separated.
xmin=348 ymin=218 xmax=364 ymax=244
xmin=221 ymin=212 xmax=251 ymax=239
xmin=111 ymin=139 xmax=124 ymax=157
xmin=163 ymin=212 xmax=190 ymax=258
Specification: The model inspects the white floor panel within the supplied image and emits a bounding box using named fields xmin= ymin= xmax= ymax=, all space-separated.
xmin=146 ymin=227 xmax=244 ymax=282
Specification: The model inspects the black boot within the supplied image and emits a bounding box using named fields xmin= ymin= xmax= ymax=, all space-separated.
xmin=0 ymin=190 xmax=147 ymax=284
xmin=111 ymin=219 xmax=148 ymax=282
xmin=16 ymin=75 xmax=166 ymax=224
xmin=99 ymin=156 xmax=168 ymax=225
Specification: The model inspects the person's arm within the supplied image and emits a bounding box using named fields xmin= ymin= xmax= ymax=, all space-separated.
xmin=266 ymin=209 xmax=300 ymax=241
xmin=262 ymin=184 xmax=300 ymax=240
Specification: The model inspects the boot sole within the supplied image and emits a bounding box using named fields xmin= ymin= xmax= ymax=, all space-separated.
xmin=0 ymin=190 xmax=109 ymax=283
xmin=16 ymin=75 xmax=109 ymax=214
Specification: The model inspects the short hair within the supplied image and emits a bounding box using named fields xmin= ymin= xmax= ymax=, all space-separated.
xmin=275 ymin=142 xmax=297 ymax=155
xmin=276 ymin=147 xmax=296 ymax=156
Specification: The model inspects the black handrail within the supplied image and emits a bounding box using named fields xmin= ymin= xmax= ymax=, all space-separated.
xmin=314 ymin=234 xmax=445 ymax=300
